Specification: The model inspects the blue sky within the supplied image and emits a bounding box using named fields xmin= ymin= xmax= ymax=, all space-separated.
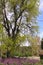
xmin=38 ymin=0 xmax=43 ymax=39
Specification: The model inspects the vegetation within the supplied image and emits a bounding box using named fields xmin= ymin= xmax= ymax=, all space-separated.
xmin=0 ymin=0 xmax=40 ymax=57
xmin=39 ymin=38 xmax=43 ymax=59
xmin=41 ymin=38 xmax=43 ymax=49
xmin=0 ymin=0 xmax=39 ymax=37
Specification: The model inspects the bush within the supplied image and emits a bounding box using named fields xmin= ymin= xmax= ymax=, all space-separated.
xmin=41 ymin=39 xmax=43 ymax=49
xmin=13 ymin=46 xmax=32 ymax=57
xmin=40 ymin=55 xmax=43 ymax=59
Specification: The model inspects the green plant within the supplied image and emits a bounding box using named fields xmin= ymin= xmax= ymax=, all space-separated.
xmin=40 ymin=60 xmax=43 ymax=65
xmin=0 ymin=63 xmax=4 ymax=65
xmin=13 ymin=62 xmax=17 ymax=65
xmin=21 ymin=60 xmax=43 ymax=65
xmin=22 ymin=62 xmax=31 ymax=65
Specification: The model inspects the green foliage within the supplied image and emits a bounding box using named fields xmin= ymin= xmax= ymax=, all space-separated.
xmin=0 ymin=0 xmax=39 ymax=37
xmin=40 ymin=38 xmax=43 ymax=59
xmin=40 ymin=60 xmax=43 ymax=64
xmin=40 ymin=55 xmax=43 ymax=59
xmin=22 ymin=62 xmax=32 ymax=65
xmin=0 ymin=63 xmax=4 ymax=65
xmin=41 ymin=38 xmax=43 ymax=49
xmin=27 ymin=35 xmax=39 ymax=56
xmin=0 ymin=46 xmax=32 ymax=57
xmin=21 ymin=61 xmax=42 ymax=65
xmin=0 ymin=0 xmax=40 ymax=57
xmin=0 ymin=24 xmax=3 ymax=42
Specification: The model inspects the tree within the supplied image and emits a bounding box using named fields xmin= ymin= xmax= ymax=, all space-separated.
xmin=41 ymin=38 xmax=43 ymax=49
xmin=39 ymin=38 xmax=43 ymax=59
xmin=0 ymin=0 xmax=40 ymax=57
xmin=0 ymin=0 xmax=39 ymax=38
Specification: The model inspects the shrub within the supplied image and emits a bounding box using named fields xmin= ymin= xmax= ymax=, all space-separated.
xmin=40 ymin=55 xmax=43 ymax=59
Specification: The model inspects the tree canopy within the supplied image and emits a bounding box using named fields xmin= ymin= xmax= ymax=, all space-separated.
xmin=0 ymin=0 xmax=40 ymax=57
xmin=0 ymin=0 xmax=39 ymax=38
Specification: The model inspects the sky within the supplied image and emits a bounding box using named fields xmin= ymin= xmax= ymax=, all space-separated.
xmin=38 ymin=0 xmax=43 ymax=39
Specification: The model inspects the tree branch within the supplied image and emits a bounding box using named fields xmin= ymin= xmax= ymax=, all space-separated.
xmin=3 ymin=3 xmax=11 ymax=36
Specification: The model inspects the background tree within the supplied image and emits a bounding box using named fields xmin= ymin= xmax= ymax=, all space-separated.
xmin=39 ymin=38 xmax=43 ymax=59
xmin=41 ymin=38 xmax=43 ymax=49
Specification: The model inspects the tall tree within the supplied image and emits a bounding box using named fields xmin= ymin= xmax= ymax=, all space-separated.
xmin=0 ymin=0 xmax=40 ymax=57
xmin=0 ymin=0 xmax=39 ymax=38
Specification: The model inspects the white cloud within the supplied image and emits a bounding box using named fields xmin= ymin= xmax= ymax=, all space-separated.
xmin=39 ymin=32 xmax=43 ymax=39
xmin=39 ymin=0 xmax=43 ymax=11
